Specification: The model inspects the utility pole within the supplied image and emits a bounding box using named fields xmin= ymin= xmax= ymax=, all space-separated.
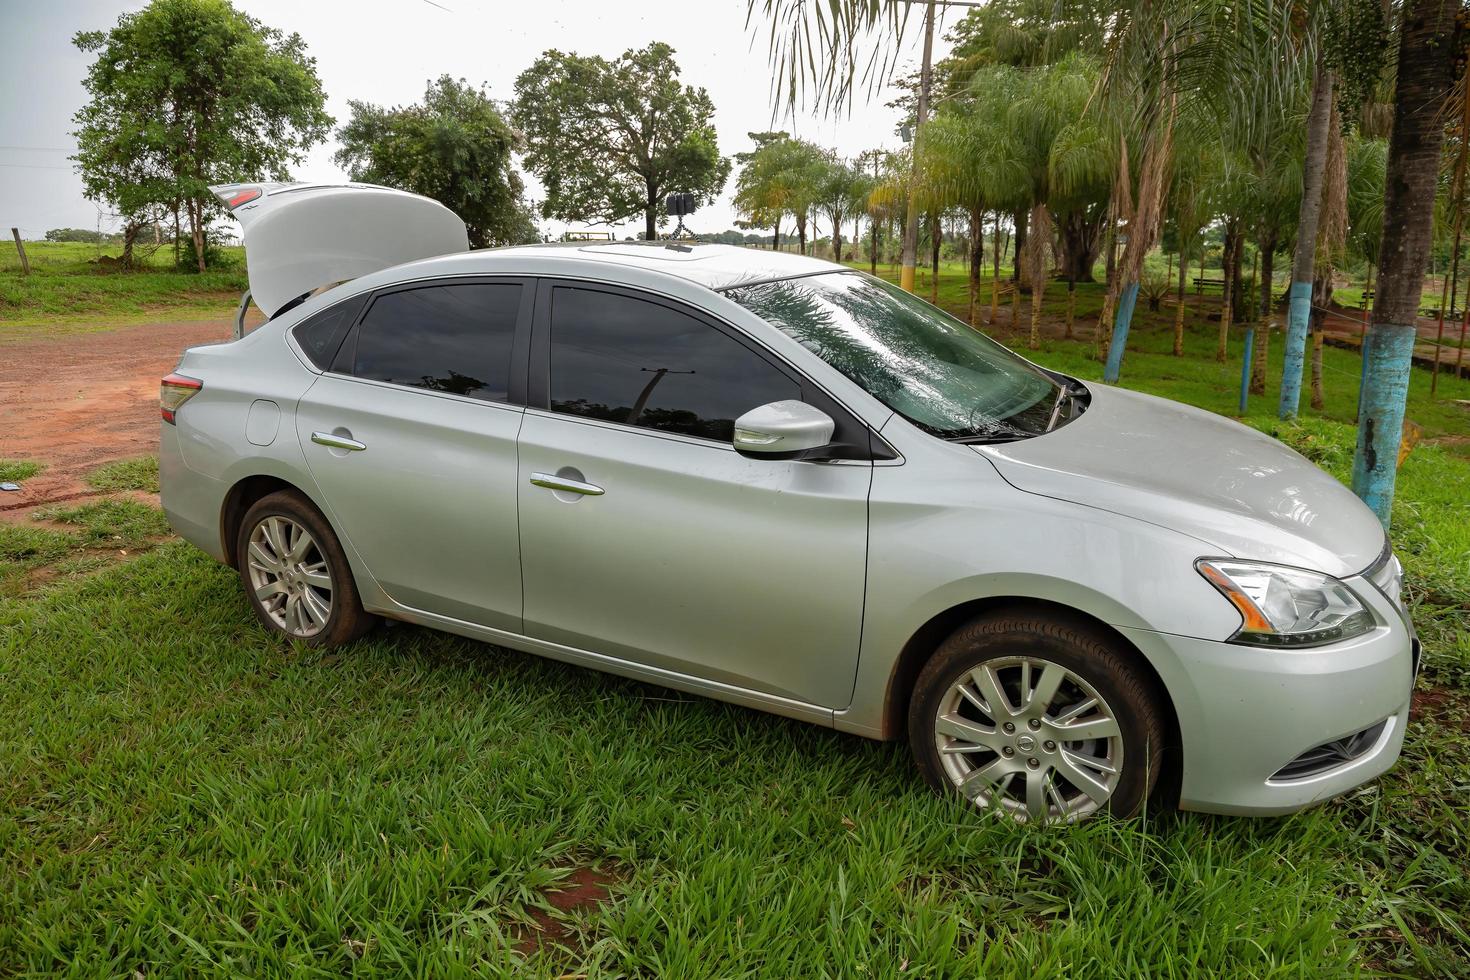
xmin=899 ymin=0 xmax=936 ymax=294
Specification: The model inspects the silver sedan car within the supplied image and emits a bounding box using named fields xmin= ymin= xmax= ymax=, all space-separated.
xmin=160 ymin=183 xmax=1417 ymax=824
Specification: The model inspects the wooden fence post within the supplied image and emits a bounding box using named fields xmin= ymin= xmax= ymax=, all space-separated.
xmin=11 ymin=228 xmax=30 ymax=275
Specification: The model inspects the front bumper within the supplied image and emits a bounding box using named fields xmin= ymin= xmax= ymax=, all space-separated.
xmin=1119 ymin=571 xmax=1415 ymax=816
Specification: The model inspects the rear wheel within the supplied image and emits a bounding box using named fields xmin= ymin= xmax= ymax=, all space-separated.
xmin=909 ymin=610 xmax=1164 ymax=824
xmin=236 ymin=490 xmax=376 ymax=646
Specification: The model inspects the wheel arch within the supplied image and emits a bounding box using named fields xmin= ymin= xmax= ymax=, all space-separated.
xmin=220 ymin=474 xmax=301 ymax=566
xmin=218 ymin=467 xmax=389 ymax=613
xmin=878 ymin=596 xmax=1183 ymax=799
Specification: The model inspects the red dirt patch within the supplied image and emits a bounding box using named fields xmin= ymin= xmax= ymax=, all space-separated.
xmin=0 ymin=317 xmax=236 ymax=518
xmin=1412 ymin=686 xmax=1470 ymax=733
xmin=512 ymin=866 xmax=620 ymax=957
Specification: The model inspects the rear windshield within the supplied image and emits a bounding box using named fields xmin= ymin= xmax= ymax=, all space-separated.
xmin=725 ymin=272 xmax=1061 ymax=440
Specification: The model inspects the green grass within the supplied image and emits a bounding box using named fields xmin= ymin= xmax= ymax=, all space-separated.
xmin=40 ymin=498 xmax=173 ymax=548
xmin=86 ymin=455 xmax=160 ymax=493
xmin=1 ymin=543 xmax=1467 ymax=975
xmin=1 ymin=265 xmax=1467 ymax=974
xmin=0 ymin=240 xmax=247 ymax=328
xmin=0 ymin=523 xmax=79 ymax=597
xmin=0 ymin=459 xmax=44 ymax=482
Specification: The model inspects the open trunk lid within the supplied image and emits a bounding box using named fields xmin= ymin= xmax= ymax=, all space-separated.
xmin=212 ymin=182 xmax=469 ymax=318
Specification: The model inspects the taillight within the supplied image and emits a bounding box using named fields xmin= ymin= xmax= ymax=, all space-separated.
xmin=225 ymin=187 xmax=261 ymax=208
xmin=160 ymin=373 xmax=202 ymax=424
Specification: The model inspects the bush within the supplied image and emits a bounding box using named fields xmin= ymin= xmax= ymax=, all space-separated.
xmin=1140 ymin=269 xmax=1171 ymax=312
xmin=177 ymin=230 xmax=241 ymax=272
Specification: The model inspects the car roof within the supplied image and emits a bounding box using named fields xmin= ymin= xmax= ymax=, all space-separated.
xmin=485 ymin=241 xmax=844 ymax=292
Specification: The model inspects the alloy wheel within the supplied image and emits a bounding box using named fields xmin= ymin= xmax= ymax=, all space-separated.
xmin=933 ymin=655 xmax=1124 ymax=824
xmin=246 ymin=515 xmax=333 ymax=638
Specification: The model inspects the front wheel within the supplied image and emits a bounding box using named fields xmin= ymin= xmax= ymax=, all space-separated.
xmin=236 ymin=490 xmax=376 ymax=647
xmin=909 ymin=610 xmax=1165 ymax=824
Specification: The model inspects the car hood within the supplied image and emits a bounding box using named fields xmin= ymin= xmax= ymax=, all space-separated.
xmin=978 ymin=384 xmax=1386 ymax=578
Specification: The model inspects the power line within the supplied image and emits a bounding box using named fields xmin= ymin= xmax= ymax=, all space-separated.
xmin=0 ymin=162 xmax=74 ymax=171
xmin=0 ymin=145 xmax=74 ymax=153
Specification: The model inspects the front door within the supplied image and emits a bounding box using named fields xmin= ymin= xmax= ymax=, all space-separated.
xmin=516 ymin=283 xmax=871 ymax=708
xmin=296 ymin=278 xmax=530 ymax=631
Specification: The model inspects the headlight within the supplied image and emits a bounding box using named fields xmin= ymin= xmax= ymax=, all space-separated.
xmin=1196 ymin=559 xmax=1374 ymax=648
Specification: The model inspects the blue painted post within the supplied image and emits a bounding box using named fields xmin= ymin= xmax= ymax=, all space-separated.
xmin=1351 ymin=327 xmax=1417 ymax=527
xmin=1103 ymin=281 xmax=1141 ymax=383
xmin=1239 ymin=327 xmax=1255 ymax=415
xmin=1278 ymin=280 xmax=1313 ymax=418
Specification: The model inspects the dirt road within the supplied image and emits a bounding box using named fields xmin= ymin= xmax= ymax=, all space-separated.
xmin=0 ymin=318 xmax=234 ymax=515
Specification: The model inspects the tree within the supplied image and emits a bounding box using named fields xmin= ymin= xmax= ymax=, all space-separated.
xmin=1278 ymin=59 xmax=1335 ymax=417
xmin=732 ymin=134 xmax=825 ymax=253
xmin=45 ymin=228 xmax=118 ymax=244
xmin=512 ymin=43 xmax=730 ymax=241
xmin=858 ymin=149 xmax=902 ymax=273
xmin=72 ymin=0 xmax=331 ymax=271
xmin=335 ymin=77 xmax=537 ymax=249
xmin=1351 ymin=0 xmax=1458 ymax=524
xmin=813 ymin=156 xmax=868 ymax=262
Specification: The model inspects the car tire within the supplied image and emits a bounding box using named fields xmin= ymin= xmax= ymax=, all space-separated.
xmin=909 ymin=609 xmax=1164 ymax=824
xmin=236 ymin=490 xmax=377 ymax=647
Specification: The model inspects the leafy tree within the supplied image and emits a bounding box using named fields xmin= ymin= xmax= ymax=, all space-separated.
xmin=45 ymin=228 xmax=118 ymax=244
xmin=72 ymin=0 xmax=331 ymax=271
xmin=512 ymin=43 xmax=730 ymax=241
xmin=335 ymin=76 xmax=538 ymax=248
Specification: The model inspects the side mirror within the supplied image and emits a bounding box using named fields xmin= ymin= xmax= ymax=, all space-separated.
xmin=733 ymin=400 xmax=836 ymax=460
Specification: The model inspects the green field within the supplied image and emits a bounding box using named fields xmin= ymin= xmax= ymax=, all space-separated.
xmin=0 ymin=240 xmax=248 ymax=329
xmin=1 ymin=264 xmax=1468 ymax=975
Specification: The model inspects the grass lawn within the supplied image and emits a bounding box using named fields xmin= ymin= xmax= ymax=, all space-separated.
xmin=1 ymin=266 xmax=1468 ymax=975
xmin=86 ymin=456 xmax=161 ymax=494
xmin=0 ymin=460 xmax=45 ymax=483
xmin=0 ymin=241 xmax=248 ymax=330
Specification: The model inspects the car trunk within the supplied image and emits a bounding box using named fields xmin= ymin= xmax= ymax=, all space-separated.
xmin=212 ymin=182 xmax=469 ymax=319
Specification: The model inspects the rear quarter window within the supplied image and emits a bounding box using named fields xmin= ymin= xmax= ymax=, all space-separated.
xmin=292 ymin=296 xmax=365 ymax=370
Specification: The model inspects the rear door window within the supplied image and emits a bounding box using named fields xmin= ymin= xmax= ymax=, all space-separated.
xmin=350 ymin=282 xmax=522 ymax=402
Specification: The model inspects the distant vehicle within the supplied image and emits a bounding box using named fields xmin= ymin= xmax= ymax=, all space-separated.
xmin=161 ymin=182 xmax=1416 ymax=825
xmin=562 ymin=230 xmax=614 ymax=242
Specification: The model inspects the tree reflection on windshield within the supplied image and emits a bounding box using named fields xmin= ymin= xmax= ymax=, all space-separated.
xmin=726 ymin=272 xmax=1060 ymax=439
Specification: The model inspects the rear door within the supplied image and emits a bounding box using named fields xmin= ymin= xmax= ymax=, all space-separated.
xmin=295 ymin=277 xmax=531 ymax=631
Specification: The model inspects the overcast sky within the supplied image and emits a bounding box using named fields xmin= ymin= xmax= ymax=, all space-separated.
xmin=0 ymin=0 xmax=959 ymax=242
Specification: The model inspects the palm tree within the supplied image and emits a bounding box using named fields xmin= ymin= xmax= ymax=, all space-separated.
xmin=1164 ymin=122 xmax=1223 ymax=356
xmin=732 ymin=131 xmax=794 ymax=248
xmin=813 ymin=155 xmax=869 ymax=262
xmin=1277 ymin=57 xmax=1336 ymax=417
xmin=1213 ymin=34 xmax=1307 ymax=389
xmin=1352 ymin=0 xmax=1457 ymax=524
xmin=857 ymin=149 xmax=898 ymax=273
xmin=732 ymin=134 xmax=827 ymax=254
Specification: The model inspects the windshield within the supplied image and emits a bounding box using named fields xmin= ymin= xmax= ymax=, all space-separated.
xmin=725 ymin=271 xmax=1063 ymax=440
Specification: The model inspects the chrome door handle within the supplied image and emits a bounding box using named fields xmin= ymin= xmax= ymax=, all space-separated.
xmin=529 ymin=472 xmax=604 ymax=496
xmin=311 ymin=431 xmax=367 ymax=452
